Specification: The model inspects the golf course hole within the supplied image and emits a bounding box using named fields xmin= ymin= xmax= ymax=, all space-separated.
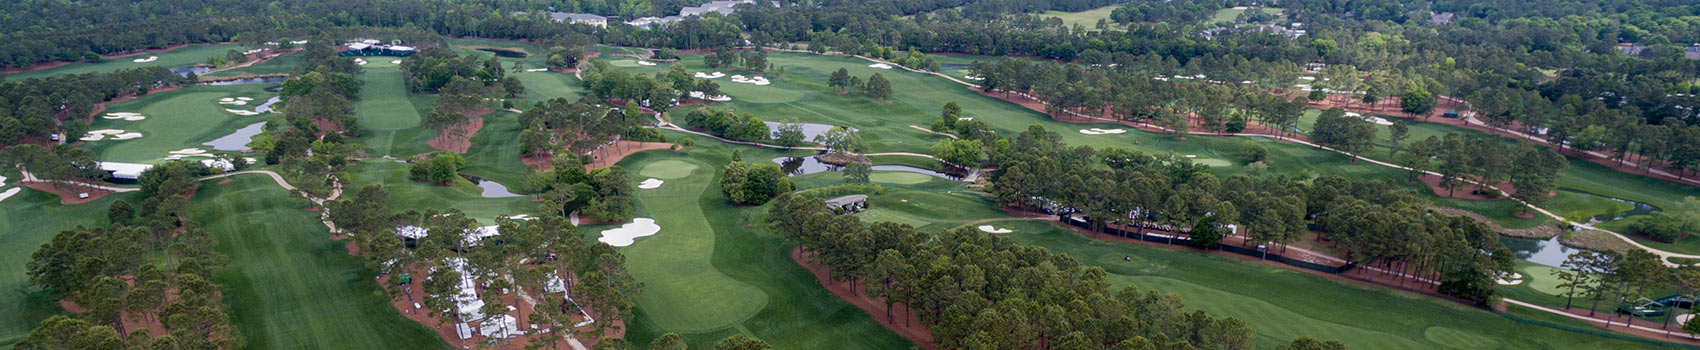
xmin=639 ymin=159 xmax=698 ymax=179
xmin=1423 ymin=327 xmax=1502 ymax=350
xmin=598 ymin=218 xmax=660 ymax=247
xmin=870 ymin=171 xmax=934 ymax=185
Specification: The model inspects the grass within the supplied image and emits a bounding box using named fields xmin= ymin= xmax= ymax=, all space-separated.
xmin=84 ymin=83 xmax=278 ymax=163
xmin=1035 ymin=6 xmax=1124 ymax=31
xmin=354 ymin=65 xmax=424 ymax=133
xmin=1001 ymin=219 xmax=1691 ymax=349
xmin=3 ymin=43 xmax=246 ymax=81
xmin=203 ymin=51 xmax=305 ymax=78
xmin=0 ymin=188 xmax=136 ymax=346
xmin=345 ymin=160 xmax=536 ymax=224
xmin=610 ymin=133 xmax=915 ymax=350
xmin=445 ymin=38 xmax=586 ymax=106
xmin=194 ymin=175 xmax=449 ymax=349
xmin=1209 ymin=7 xmax=1285 ymax=24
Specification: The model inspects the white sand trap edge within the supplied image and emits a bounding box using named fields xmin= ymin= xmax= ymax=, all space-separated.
xmin=637 ymin=61 xmax=657 ymax=66
xmin=638 ymin=178 xmax=664 ymax=189
xmin=1078 ymin=128 xmax=1126 ymax=135
xmin=977 ymin=225 xmax=1012 ymax=233
xmin=525 ymin=68 xmax=549 ymax=72
xmin=170 ymin=148 xmax=210 ymax=155
xmin=869 ymin=63 xmax=893 ymax=69
xmin=133 ymin=56 xmax=158 ymax=63
xmin=391 ymin=60 xmax=402 ymax=64
xmin=0 ymin=174 xmax=8 ymax=187
xmin=1496 ymin=279 xmax=1523 ymax=285
xmin=598 ymin=218 xmax=660 ymax=247
xmin=0 ymin=187 xmax=20 ymax=203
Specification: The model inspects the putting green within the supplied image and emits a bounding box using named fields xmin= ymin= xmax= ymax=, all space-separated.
xmin=869 ymin=171 xmax=935 ymax=185
xmin=1521 ymin=265 xmax=1567 ymax=296
xmin=639 ymin=159 xmax=700 ymax=179
xmin=1423 ymin=327 xmax=1502 ymax=350
xmin=623 ymin=156 xmax=766 ymax=332
xmin=609 ymin=60 xmax=645 ymax=68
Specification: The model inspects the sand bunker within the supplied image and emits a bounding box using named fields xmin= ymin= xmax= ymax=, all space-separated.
xmin=81 ymin=129 xmax=131 ymax=141
xmin=728 ymin=75 xmax=771 ymax=86
xmin=868 ymin=63 xmax=893 ymax=69
xmin=638 ymin=178 xmax=664 ymax=189
xmin=1298 ymin=76 xmax=1316 ymax=80
xmin=133 ymin=56 xmax=158 ymax=63
xmin=237 ymin=97 xmax=253 ymax=101
xmin=500 ymin=214 xmax=535 ymax=220
xmin=637 ymin=61 xmax=657 ymax=66
xmin=977 ymin=225 xmax=1013 ymax=233
xmin=109 ymin=133 xmax=144 ymax=140
xmin=0 ymin=188 xmax=20 ymax=203
xmin=354 ymin=58 xmax=368 ymax=66
xmin=391 ymin=60 xmax=402 ymax=64
xmin=103 ymin=112 xmax=146 ymax=121
xmin=1 ymin=175 xmax=7 ymax=187
xmin=170 ymin=148 xmax=211 ymax=155
xmin=598 ymin=218 xmax=659 ymax=247
xmin=226 ymin=109 xmax=260 ymax=116
xmin=688 ymin=91 xmax=732 ymax=102
xmin=694 ymin=71 xmax=726 ymax=79
xmin=964 ymin=75 xmax=984 ymax=80
xmin=1078 ymin=128 xmax=1127 ymax=135
xmin=525 ymin=68 xmax=548 ymax=72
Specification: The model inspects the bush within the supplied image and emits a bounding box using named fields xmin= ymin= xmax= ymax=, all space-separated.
xmin=1631 ymin=212 xmax=1689 ymax=243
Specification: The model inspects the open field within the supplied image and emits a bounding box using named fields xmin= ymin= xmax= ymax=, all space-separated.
xmin=3 ymin=44 xmax=245 ymax=81
xmin=609 ymin=133 xmax=915 ymax=349
xmin=1001 ymin=219 xmax=1689 ymax=349
xmin=195 ymin=175 xmax=450 ymax=349
xmin=84 ymin=83 xmax=278 ymax=163
xmin=1036 ymin=6 xmax=1123 ymax=31
xmin=0 ymin=188 xmax=136 ymax=347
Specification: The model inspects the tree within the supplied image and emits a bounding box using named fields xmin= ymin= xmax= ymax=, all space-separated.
xmin=714 ymin=334 xmax=771 ymax=350
xmin=774 ymin=120 xmax=806 ymax=148
xmin=1239 ymin=140 xmax=1267 ymax=163
xmin=829 ymin=68 xmax=851 ymax=92
xmin=931 ymin=139 xmax=984 ymax=167
xmin=1191 ymin=216 xmax=1224 ymax=249
xmin=1401 ymin=88 xmax=1436 ymax=116
xmin=1555 ymin=252 xmax=1597 ymax=309
xmin=865 ymin=74 xmax=892 ymax=100
xmin=501 ymin=76 xmax=525 ymax=98
xmin=815 ymin=126 xmax=866 ymax=154
xmin=650 ymin=333 xmax=687 ymax=350
xmin=1387 ymin=122 xmax=1409 ymax=159
xmin=844 ymin=162 xmax=871 ymax=183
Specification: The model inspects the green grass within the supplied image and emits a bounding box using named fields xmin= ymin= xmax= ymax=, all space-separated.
xmin=194 ymin=175 xmax=449 ymax=349
xmin=84 ymin=84 xmax=278 ymax=163
xmin=866 ymin=155 xmax=942 ymax=170
xmin=0 ymin=188 xmax=136 ymax=346
xmin=203 ymin=51 xmax=305 ymax=78
xmin=612 ymin=134 xmax=914 ymax=350
xmin=445 ymin=38 xmax=586 ymax=106
xmin=1209 ymin=7 xmax=1285 ymax=24
xmin=1001 ymin=219 xmax=1691 ymax=349
xmin=1036 ymin=6 xmax=1124 ymax=31
xmin=345 ymin=160 xmax=536 ymax=224
xmin=355 ymin=66 xmax=423 ymax=132
xmin=3 ymin=44 xmax=246 ymax=81
xmin=1546 ymin=190 xmax=1637 ymax=223
xmin=869 ymin=171 xmax=935 ymax=185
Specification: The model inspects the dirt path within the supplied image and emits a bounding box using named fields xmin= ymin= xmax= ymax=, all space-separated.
xmin=583 ymin=140 xmax=673 ymax=170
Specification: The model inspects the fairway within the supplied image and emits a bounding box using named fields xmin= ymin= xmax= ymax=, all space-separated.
xmin=1001 ymin=219 xmax=1673 ymax=349
xmin=4 ymin=43 xmax=245 ymax=81
xmin=622 ymin=156 xmax=767 ymax=331
xmin=0 ymin=189 xmax=133 ymax=346
xmin=195 ymin=175 xmax=448 ymax=350
xmin=85 ymin=84 xmax=276 ymax=163
xmin=356 ymin=66 xmax=422 ymax=131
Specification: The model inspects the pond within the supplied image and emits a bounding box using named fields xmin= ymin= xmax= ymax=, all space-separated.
xmin=172 ymin=65 xmax=212 ymax=77
xmin=199 ymin=76 xmax=289 ymax=85
xmin=202 ymin=122 xmax=266 ymax=151
xmin=771 ymin=155 xmax=962 ymax=180
xmin=253 ymin=96 xmax=283 ymax=114
xmin=763 ymin=122 xmax=851 ymax=142
xmin=476 ymin=48 xmax=528 ymax=58
xmin=1501 ymin=235 xmax=1584 ymax=268
xmin=471 ymin=178 xmax=522 ymax=198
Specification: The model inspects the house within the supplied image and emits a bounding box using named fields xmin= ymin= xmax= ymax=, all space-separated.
xmin=550 ymin=12 xmax=609 ymax=27
xmin=1618 ymin=43 xmax=1648 ymax=57
xmin=98 ymin=162 xmax=153 ymax=184
xmin=340 ymin=40 xmax=417 ymax=57
xmin=1686 ymin=45 xmax=1700 ymax=60
xmin=626 ymin=0 xmax=756 ymax=28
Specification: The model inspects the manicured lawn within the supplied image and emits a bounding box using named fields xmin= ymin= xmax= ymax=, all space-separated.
xmin=203 ymin=51 xmax=305 ymax=78
xmin=3 ymin=43 xmax=246 ymax=81
xmin=1001 ymin=219 xmax=1687 ymax=349
xmin=194 ymin=175 xmax=449 ymax=349
xmin=0 ymin=188 xmax=135 ymax=347
xmin=84 ymin=83 xmax=278 ymax=163
xmin=1036 ymin=6 xmax=1125 ymax=31
xmin=345 ymin=160 xmax=536 ymax=224
xmin=354 ymin=66 xmax=423 ymax=132
xmin=612 ymin=133 xmax=914 ymax=350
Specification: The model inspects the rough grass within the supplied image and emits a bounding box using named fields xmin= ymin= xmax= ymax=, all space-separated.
xmin=195 ymin=175 xmax=449 ymax=349
xmin=85 ymin=83 xmax=278 ymax=163
xmin=0 ymin=189 xmax=135 ymax=346
xmin=1002 ymin=219 xmax=1685 ymax=349
xmin=4 ymin=43 xmax=246 ymax=81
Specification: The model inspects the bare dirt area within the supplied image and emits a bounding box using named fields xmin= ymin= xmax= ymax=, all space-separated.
xmin=584 ymin=141 xmax=673 ymax=170
xmin=792 ymin=248 xmax=937 ymax=349
xmin=428 ymin=118 xmax=484 ymax=153
xmin=17 ymin=181 xmax=120 ymax=205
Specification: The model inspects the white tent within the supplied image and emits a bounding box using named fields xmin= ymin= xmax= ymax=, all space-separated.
xmin=479 ymin=314 xmax=521 ymax=338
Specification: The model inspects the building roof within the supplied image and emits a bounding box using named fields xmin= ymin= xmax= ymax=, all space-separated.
xmin=98 ymin=162 xmax=152 ymax=179
xmin=550 ymin=12 xmax=608 ymax=23
xmin=626 ymin=0 xmax=754 ymax=27
xmin=347 ymin=42 xmax=371 ymax=50
xmin=1686 ymin=45 xmax=1700 ymax=60
xmin=825 ymin=194 xmax=868 ymax=206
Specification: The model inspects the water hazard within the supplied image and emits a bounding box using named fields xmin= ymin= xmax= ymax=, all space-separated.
xmin=202 ymin=122 xmax=266 ymax=151
xmin=771 ymin=155 xmax=961 ymax=180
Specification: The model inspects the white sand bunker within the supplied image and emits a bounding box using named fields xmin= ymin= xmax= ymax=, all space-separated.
xmin=688 ymin=91 xmax=731 ymax=102
xmin=170 ymin=148 xmax=211 ymax=155
xmin=978 ymin=225 xmax=1013 ymax=233
xmin=133 ymin=56 xmax=158 ymax=63
xmin=0 ymin=188 xmax=20 ymax=203
xmin=638 ymin=178 xmax=664 ymax=189
xmin=391 ymin=60 xmax=402 ymax=64
xmin=164 ymin=148 xmax=213 ymax=160
xmin=226 ymin=109 xmax=260 ymax=116
xmin=1298 ymin=76 xmax=1316 ymax=80
xmin=1185 ymin=154 xmax=1197 ymax=158
xmin=354 ymin=58 xmax=368 ymax=66
xmin=103 ymin=112 xmax=146 ymax=121
xmin=693 ymin=71 xmax=725 ymax=79
xmin=525 ymin=68 xmax=548 ymax=72
xmin=598 ymin=218 xmax=660 ymax=247
xmin=637 ymin=60 xmax=657 ymax=66
xmin=964 ymin=75 xmax=983 ymax=80
xmin=238 ymin=97 xmax=253 ymax=101
xmin=729 ymin=75 xmax=771 ymax=86
xmin=1496 ymin=272 xmax=1524 ymax=285
xmin=869 ymin=63 xmax=892 ymax=69
xmin=109 ymin=133 xmax=144 ymax=140
xmin=1 ymin=175 xmax=8 ymax=187
xmin=1078 ymin=128 xmax=1126 ymax=135
xmin=81 ymin=129 xmax=130 ymax=141
xmin=500 ymin=214 xmax=535 ymax=221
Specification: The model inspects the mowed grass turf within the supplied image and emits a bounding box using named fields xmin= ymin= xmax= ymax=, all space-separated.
xmin=345 ymin=160 xmax=536 ymax=224
xmin=446 ymin=38 xmax=585 ymax=106
xmin=618 ymin=155 xmax=767 ymax=332
xmin=84 ymin=84 xmax=277 ymax=163
xmin=203 ymin=51 xmax=305 ymax=78
xmin=1210 ymin=7 xmax=1285 ymax=23
xmin=3 ymin=43 xmax=245 ymax=81
xmin=0 ymin=188 xmax=135 ymax=346
xmin=355 ymin=65 xmax=422 ymax=132
xmin=194 ymin=175 xmax=449 ymax=350
xmin=613 ymin=134 xmax=914 ymax=350
xmin=999 ymin=219 xmax=1686 ymax=349
xmin=1036 ymin=5 xmax=1124 ymax=31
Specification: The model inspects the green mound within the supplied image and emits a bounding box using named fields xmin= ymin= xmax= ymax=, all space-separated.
xmin=870 ymin=171 xmax=935 ymax=185
xmin=640 ymin=159 xmax=701 ymax=179
xmin=1423 ymin=327 xmax=1503 ymax=350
